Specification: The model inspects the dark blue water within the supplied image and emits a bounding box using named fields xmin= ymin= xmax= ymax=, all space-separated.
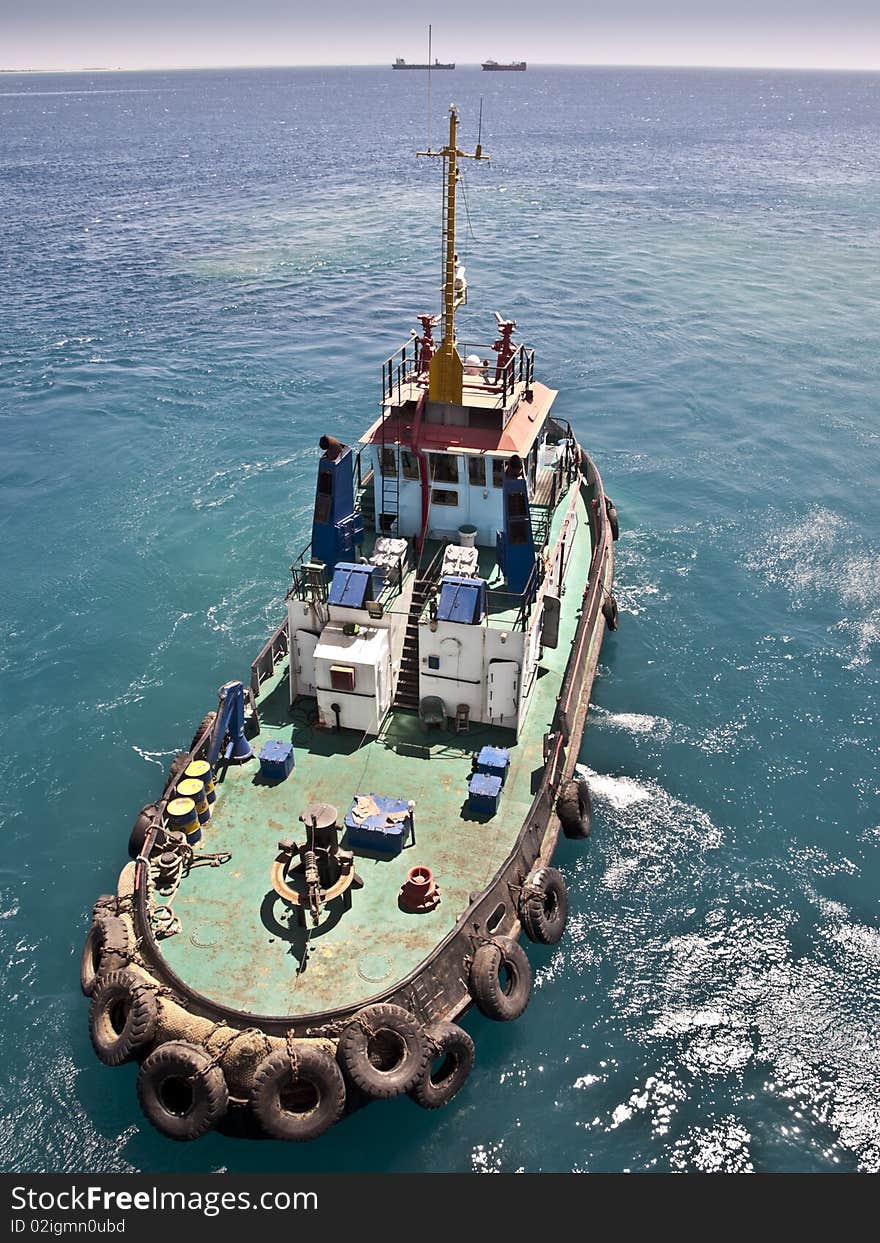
xmin=2 ymin=66 xmax=879 ymax=1174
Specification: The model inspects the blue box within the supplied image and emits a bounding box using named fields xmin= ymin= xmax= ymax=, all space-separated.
xmin=476 ymin=745 xmax=510 ymax=784
xmin=468 ymin=772 xmax=503 ymax=816
xmin=344 ymin=794 xmax=412 ymax=855
xmin=258 ymin=740 xmax=294 ymax=782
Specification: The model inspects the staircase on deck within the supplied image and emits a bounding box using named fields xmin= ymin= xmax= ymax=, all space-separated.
xmin=530 ymin=464 xmax=560 ymax=548
xmin=392 ymin=576 xmax=432 ymax=711
xmin=392 ymin=541 xmax=449 ymax=712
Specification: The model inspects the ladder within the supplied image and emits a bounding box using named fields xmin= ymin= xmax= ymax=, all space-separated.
xmin=392 ymin=577 xmax=431 ymax=710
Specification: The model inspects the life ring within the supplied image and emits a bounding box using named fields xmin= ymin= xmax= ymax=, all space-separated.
xmin=408 ymin=1022 xmax=475 ymax=1110
xmin=136 ymin=1040 xmax=228 ymax=1141
xmin=251 ymin=1044 xmax=346 ymax=1141
xmin=128 ymin=804 xmax=159 ymax=860
xmin=88 ymin=970 xmax=158 ymax=1066
xmin=605 ymin=495 xmax=620 ymax=541
xmin=80 ymin=911 xmax=131 ymax=997
xmin=518 ymin=866 xmax=569 ymax=945
xmin=556 ymin=777 xmax=592 ymax=840
xmin=602 ymin=594 xmax=619 ymax=631
xmin=337 ymin=1003 xmax=427 ymax=1098
xmin=469 ymin=935 xmax=532 ymax=1021
xmin=189 ymin=711 xmax=217 ymax=753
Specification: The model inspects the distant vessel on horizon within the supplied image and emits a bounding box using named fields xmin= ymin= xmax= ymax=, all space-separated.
xmin=393 ymin=57 xmax=455 ymax=70
xmin=482 ymin=60 xmax=527 ymax=71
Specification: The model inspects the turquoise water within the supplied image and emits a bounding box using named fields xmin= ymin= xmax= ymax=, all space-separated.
xmin=1 ymin=66 xmax=879 ymax=1174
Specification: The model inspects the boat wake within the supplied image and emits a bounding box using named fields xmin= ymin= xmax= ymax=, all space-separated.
xmin=555 ymin=766 xmax=880 ymax=1172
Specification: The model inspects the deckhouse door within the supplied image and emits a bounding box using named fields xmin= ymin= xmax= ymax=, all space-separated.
xmin=487 ymin=660 xmax=519 ymax=721
xmin=294 ymin=630 xmax=319 ymax=698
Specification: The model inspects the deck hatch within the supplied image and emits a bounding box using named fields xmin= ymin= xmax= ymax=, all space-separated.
xmin=437 ymin=575 xmax=487 ymax=624
xmin=328 ymin=562 xmax=380 ymax=608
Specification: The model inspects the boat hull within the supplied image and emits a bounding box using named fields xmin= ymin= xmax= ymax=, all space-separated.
xmin=87 ymin=448 xmax=614 ymax=1131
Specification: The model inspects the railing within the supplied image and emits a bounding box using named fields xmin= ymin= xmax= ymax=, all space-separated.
xmin=419 ymin=540 xmax=452 ymax=620
xmin=250 ymin=616 xmax=290 ymax=698
xmin=380 ymin=337 xmax=536 ymax=409
xmin=382 ymin=338 xmax=422 ymax=404
xmin=486 ymin=557 xmax=540 ymax=632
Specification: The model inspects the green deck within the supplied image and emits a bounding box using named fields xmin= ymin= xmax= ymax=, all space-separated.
xmin=157 ymin=486 xmax=593 ymax=1018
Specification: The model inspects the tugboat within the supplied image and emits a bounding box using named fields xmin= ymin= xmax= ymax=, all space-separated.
xmin=80 ymin=105 xmax=619 ymax=1143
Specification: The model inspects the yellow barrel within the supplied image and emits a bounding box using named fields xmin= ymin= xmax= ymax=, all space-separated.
xmin=184 ymin=759 xmax=215 ymax=804
xmin=166 ymin=796 xmax=202 ymax=846
xmin=177 ymin=777 xmax=211 ymax=826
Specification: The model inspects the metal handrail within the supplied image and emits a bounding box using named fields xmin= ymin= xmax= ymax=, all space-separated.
xmin=250 ymin=616 xmax=289 ymax=697
xmin=380 ymin=338 xmax=536 ymax=407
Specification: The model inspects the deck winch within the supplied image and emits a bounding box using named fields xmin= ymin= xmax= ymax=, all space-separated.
xmin=270 ymin=802 xmax=362 ymax=926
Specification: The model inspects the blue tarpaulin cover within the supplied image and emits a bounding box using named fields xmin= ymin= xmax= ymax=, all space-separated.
xmin=344 ymin=793 xmax=412 ymax=854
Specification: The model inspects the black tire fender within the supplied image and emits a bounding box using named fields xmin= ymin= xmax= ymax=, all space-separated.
xmin=337 ymin=1003 xmax=427 ymax=1099
xmin=88 ymin=969 xmax=158 ymax=1066
xmin=602 ymin=594 xmax=619 ymax=631
xmin=136 ymin=1040 xmax=228 ymax=1141
xmin=557 ymin=777 xmax=593 ymax=840
xmin=128 ymin=804 xmax=159 ymax=860
xmin=167 ymin=752 xmax=191 ymax=788
xmin=408 ymin=1022 xmax=475 ymax=1110
xmin=469 ymin=935 xmax=532 ymax=1021
xmin=251 ymin=1044 xmax=345 ymax=1141
xmin=189 ymin=712 xmax=217 ymax=753
xmin=518 ymin=866 xmax=569 ymax=945
xmin=92 ymin=894 xmax=117 ymax=917
xmin=605 ymin=495 xmax=620 ymax=541
xmin=80 ymin=911 xmax=131 ymax=996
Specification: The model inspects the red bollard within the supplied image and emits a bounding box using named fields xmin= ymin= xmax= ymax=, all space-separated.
xmin=399 ymin=865 xmax=441 ymax=913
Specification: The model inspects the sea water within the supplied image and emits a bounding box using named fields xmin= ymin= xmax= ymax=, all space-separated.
xmin=1 ymin=66 xmax=878 ymax=1173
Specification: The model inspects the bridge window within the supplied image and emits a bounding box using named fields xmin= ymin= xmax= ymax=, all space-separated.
xmin=492 ymin=459 xmax=505 ymax=488
xmin=401 ymin=450 xmax=420 ymax=480
xmin=379 ymin=448 xmax=396 ymax=476
xmin=431 ymin=489 xmax=459 ymax=507
xmin=468 ymin=457 xmax=486 ymax=487
xmin=429 ymin=453 xmax=460 ymax=484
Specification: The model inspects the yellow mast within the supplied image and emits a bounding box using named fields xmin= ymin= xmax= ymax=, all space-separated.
xmin=418 ymin=106 xmax=489 ymax=404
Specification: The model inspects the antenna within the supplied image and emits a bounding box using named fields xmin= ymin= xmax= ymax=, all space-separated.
xmin=416 ymin=106 xmax=490 ymax=405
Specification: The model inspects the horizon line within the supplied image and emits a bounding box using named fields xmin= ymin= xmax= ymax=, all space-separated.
xmin=3 ymin=60 xmax=880 ymax=75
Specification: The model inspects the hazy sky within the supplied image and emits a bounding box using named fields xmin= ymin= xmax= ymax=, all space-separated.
xmin=3 ymin=0 xmax=879 ymax=72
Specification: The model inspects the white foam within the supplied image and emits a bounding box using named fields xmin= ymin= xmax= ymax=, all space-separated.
xmin=591 ymin=706 xmax=673 ymax=738
xmin=670 ymin=1118 xmax=755 ymax=1173
xmin=747 ymin=506 xmax=880 ymax=667
xmin=579 ymin=768 xmax=653 ymax=809
xmin=132 ymin=746 xmax=175 ymax=769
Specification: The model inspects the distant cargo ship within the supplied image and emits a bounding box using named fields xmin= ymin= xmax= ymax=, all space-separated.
xmin=482 ymin=60 xmax=527 ymax=71
xmin=393 ymin=57 xmax=455 ymax=70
